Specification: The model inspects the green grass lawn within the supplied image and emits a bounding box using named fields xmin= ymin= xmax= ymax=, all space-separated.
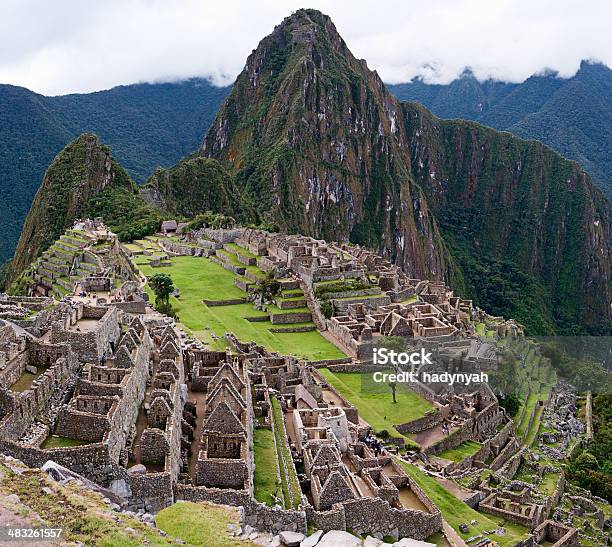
xmin=224 ymin=242 xmax=257 ymax=258
xmin=271 ymin=398 xmax=301 ymax=509
xmin=253 ymin=428 xmax=279 ymax=505
xmin=137 ymin=255 xmax=344 ymax=361
xmin=41 ymin=436 xmax=90 ymax=449
xmin=438 ymin=440 xmax=482 ymax=462
xmin=396 ymin=459 xmax=529 ymax=546
xmin=156 ymin=501 xmax=248 ymax=546
xmin=318 ymin=369 xmax=433 ymax=445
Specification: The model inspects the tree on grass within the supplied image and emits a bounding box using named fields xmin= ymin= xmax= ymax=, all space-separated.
xmin=250 ymin=270 xmax=281 ymax=309
xmin=389 ymin=381 xmax=397 ymax=404
xmin=149 ymin=273 xmax=175 ymax=316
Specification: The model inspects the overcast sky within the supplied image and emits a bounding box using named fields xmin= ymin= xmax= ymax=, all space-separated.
xmin=1 ymin=0 xmax=610 ymax=96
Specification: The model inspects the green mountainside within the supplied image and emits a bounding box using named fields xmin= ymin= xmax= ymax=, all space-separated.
xmin=7 ymin=134 xmax=159 ymax=284
xmin=5 ymin=9 xmax=611 ymax=336
xmin=1 ymin=55 xmax=610 ymax=268
xmin=389 ymin=62 xmax=612 ymax=199
xmin=199 ymin=9 xmax=449 ymax=280
xmin=198 ymin=9 xmax=610 ymax=335
xmin=142 ymin=155 xmax=240 ymax=218
xmin=0 ymin=80 xmax=230 ymax=264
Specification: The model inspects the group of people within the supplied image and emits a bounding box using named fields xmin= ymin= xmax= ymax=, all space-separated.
xmin=362 ymin=434 xmax=384 ymax=457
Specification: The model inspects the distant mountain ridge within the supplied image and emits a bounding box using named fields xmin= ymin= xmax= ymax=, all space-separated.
xmin=0 ymin=79 xmax=230 ymax=264
xmin=389 ymin=61 xmax=612 ymax=199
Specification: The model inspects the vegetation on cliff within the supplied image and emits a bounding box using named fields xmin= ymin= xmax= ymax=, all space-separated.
xmin=390 ymin=61 xmax=612 ymax=199
xmin=199 ymin=9 xmax=610 ymax=335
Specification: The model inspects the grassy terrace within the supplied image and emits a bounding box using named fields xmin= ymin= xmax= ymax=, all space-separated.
xmin=271 ymin=398 xmax=300 ymax=509
xmin=41 ymin=435 xmax=89 ymax=449
xmin=438 ymin=440 xmax=482 ymax=462
xmin=135 ymin=254 xmax=344 ymax=361
xmin=396 ymin=459 xmax=529 ymax=546
xmin=156 ymin=501 xmax=249 ymax=546
xmin=253 ymin=428 xmax=278 ymax=505
xmin=318 ymin=369 xmax=432 ymax=446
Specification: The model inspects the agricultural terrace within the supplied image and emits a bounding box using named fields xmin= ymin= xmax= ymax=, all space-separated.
xmin=437 ymin=440 xmax=482 ymax=463
xmin=510 ymin=339 xmax=556 ymax=446
xmin=128 ymin=238 xmax=345 ymax=361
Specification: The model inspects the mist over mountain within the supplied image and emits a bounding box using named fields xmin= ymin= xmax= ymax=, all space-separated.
xmin=389 ymin=61 xmax=612 ymax=199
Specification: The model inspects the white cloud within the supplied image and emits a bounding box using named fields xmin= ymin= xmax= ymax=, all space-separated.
xmin=1 ymin=0 xmax=610 ymax=95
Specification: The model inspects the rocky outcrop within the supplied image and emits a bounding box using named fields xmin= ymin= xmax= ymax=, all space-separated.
xmin=200 ymin=9 xmax=449 ymax=281
xmin=8 ymin=134 xmax=136 ymax=284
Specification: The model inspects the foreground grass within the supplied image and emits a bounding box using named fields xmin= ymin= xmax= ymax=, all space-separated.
xmin=156 ymin=501 xmax=250 ymax=546
xmin=395 ymin=459 xmax=529 ymax=546
xmin=438 ymin=440 xmax=482 ymax=463
xmin=136 ymin=255 xmax=345 ymax=361
xmin=318 ymin=369 xmax=432 ymax=446
xmin=253 ymin=428 xmax=279 ymax=505
xmin=0 ymin=464 xmax=173 ymax=546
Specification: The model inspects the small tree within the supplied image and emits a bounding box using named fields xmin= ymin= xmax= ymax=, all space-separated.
xmin=250 ymin=270 xmax=281 ymax=309
xmin=389 ymin=381 xmax=397 ymax=404
xmin=149 ymin=273 xmax=174 ymax=307
xmin=320 ymin=300 xmax=333 ymax=319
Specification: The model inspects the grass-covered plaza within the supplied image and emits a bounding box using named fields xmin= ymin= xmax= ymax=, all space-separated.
xmin=318 ymin=368 xmax=434 ymax=442
xmin=133 ymin=249 xmax=345 ymax=361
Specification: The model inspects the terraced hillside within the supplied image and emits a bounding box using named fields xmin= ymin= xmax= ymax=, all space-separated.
xmin=11 ymin=228 xmax=104 ymax=299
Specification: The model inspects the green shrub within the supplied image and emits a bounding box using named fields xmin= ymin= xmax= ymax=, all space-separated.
xmin=320 ymin=300 xmax=333 ymax=318
xmin=314 ymin=279 xmax=371 ymax=299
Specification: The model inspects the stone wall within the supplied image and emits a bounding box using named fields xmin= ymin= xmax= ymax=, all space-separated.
xmin=269 ymin=311 xmax=312 ymax=324
xmin=395 ymin=410 xmax=443 ymax=434
xmin=0 ymin=354 xmax=77 ymax=440
xmin=128 ymin=471 xmax=174 ymax=513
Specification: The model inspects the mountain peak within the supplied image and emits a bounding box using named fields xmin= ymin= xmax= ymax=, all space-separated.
xmin=271 ymin=9 xmax=343 ymax=47
xmin=241 ymin=8 xmax=350 ymax=82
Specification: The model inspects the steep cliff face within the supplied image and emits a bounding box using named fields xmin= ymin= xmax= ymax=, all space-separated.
xmin=403 ymin=103 xmax=611 ymax=334
xmin=201 ymin=9 xmax=448 ymax=280
xmin=201 ymin=9 xmax=610 ymax=334
xmin=7 ymin=134 xmax=142 ymax=283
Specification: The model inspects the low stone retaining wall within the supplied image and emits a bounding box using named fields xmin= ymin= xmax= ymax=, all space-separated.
xmin=269 ymin=311 xmax=312 ymax=324
xmin=210 ymin=255 xmax=245 ymax=275
xmin=332 ymin=295 xmax=391 ymax=313
xmin=320 ymin=288 xmax=382 ymax=300
xmin=245 ymin=315 xmax=269 ymax=323
xmin=234 ymin=278 xmax=253 ymax=292
xmin=396 ymin=410 xmax=443 ymax=434
xmin=275 ymin=298 xmax=307 ymax=310
xmin=202 ymin=298 xmax=246 ymax=306
xmin=245 ymin=270 xmax=264 ymax=283
xmin=269 ymin=326 xmax=316 ymax=333
xmin=309 ymin=357 xmax=353 ymax=367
